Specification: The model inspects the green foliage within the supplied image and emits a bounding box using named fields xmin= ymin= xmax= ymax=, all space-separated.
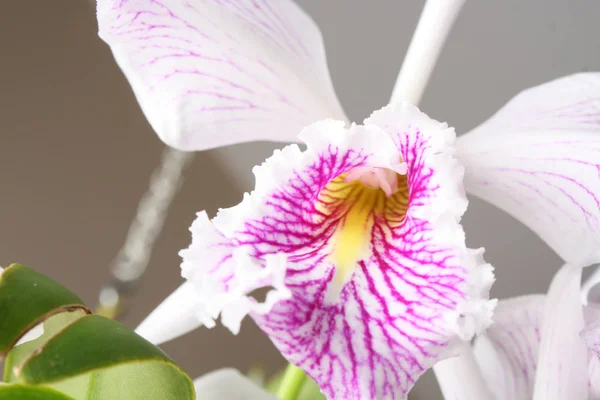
xmin=0 ymin=264 xmax=88 ymax=358
xmin=0 ymin=264 xmax=195 ymax=400
xmin=267 ymin=367 xmax=326 ymax=400
xmin=0 ymin=384 xmax=77 ymax=400
xmin=297 ymin=377 xmax=327 ymax=400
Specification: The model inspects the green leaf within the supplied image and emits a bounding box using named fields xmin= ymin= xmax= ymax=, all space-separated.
xmin=4 ymin=312 xmax=88 ymax=382
xmin=0 ymin=264 xmax=90 ymax=359
xmin=0 ymin=384 xmax=77 ymax=400
xmin=297 ymin=377 xmax=326 ymax=400
xmin=266 ymin=368 xmax=325 ymax=400
xmin=1 ymin=265 xmax=196 ymax=400
xmin=16 ymin=315 xmax=195 ymax=400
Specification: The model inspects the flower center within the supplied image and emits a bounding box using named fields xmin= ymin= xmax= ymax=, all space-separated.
xmin=344 ymin=167 xmax=400 ymax=197
xmin=317 ymin=167 xmax=409 ymax=302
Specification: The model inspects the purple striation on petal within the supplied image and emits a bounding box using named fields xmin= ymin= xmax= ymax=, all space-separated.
xmin=533 ymin=266 xmax=587 ymax=400
xmin=475 ymin=288 xmax=600 ymax=400
xmin=583 ymin=315 xmax=600 ymax=359
xmin=473 ymin=295 xmax=545 ymax=400
xmin=182 ymin=103 xmax=495 ymax=399
xmin=457 ymin=73 xmax=600 ymax=267
xmin=96 ymin=0 xmax=346 ymax=150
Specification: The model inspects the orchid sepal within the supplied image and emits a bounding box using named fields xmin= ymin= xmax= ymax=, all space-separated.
xmin=457 ymin=73 xmax=600 ymax=267
xmin=96 ymin=0 xmax=347 ymax=151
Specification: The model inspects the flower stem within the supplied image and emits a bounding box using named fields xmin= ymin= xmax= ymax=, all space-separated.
xmin=95 ymin=147 xmax=193 ymax=319
xmin=276 ymin=364 xmax=307 ymax=400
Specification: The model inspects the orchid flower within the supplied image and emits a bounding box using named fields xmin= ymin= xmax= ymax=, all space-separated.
xmin=469 ymin=264 xmax=600 ymax=400
xmin=96 ymin=0 xmax=600 ymax=399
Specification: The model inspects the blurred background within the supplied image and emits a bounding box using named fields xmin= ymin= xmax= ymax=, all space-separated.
xmin=1 ymin=1 xmax=599 ymax=398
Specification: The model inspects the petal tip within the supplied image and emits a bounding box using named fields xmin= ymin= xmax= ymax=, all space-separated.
xmin=135 ymin=282 xmax=202 ymax=345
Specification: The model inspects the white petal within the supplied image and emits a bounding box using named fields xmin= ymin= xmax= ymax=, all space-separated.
xmin=433 ymin=342 xmax=494 ymax=400
xmin=135 ymin=281 xmax=202 ymax=345
xmin=181 ymin=211 xmax=292 ymax=336
xmin=582 ymin=319 xmax=600 ymax=360
xmin=457 ymin=73 xmax=600 ymax=266
xmin=581 ymin=299 xmax=600 ymax=400
xmin=475 ymin=280 xmax=600 ymax=400
xmin=96 ymin=0 xmax=346 ymax=150
xmin=589 ymin=355 xmax=600 ymax=400
xmin=582 ymin=286 xmax=600 ymax=399
xmin=473 ymin=295 xmax=545 ymax=400
xmin=193 ymin=369 xmax=277 ymax=400
xmin=533 ymin=265 xmax=587 ymax=400
xmin=181 ymin=104 xmax=495 ymax=399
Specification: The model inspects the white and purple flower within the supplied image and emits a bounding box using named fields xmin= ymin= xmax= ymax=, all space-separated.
xmin=182 ymin=107 xmax=493 ymax=399
xmin=96 ymin=0 xmax=600 ymax=399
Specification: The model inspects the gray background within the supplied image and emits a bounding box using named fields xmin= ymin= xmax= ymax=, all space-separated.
xmin=1 ymin=1 xmax=598 ymax=398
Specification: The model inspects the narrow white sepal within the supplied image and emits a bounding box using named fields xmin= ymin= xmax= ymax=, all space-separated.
xmin=193 ymin=369 xmax=277 ymax=400
xmin=533 ymin=265 xmax=587 ymax=400
xmin=135 ymin=281 xmax=202 ymax=345
xmin=15 ymin=323 xmax=44 ymax=346
xmin=390 ymin=0 xmax=467 ymax=106
xmin=433 ymin=341 xmax=494 ymax=400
